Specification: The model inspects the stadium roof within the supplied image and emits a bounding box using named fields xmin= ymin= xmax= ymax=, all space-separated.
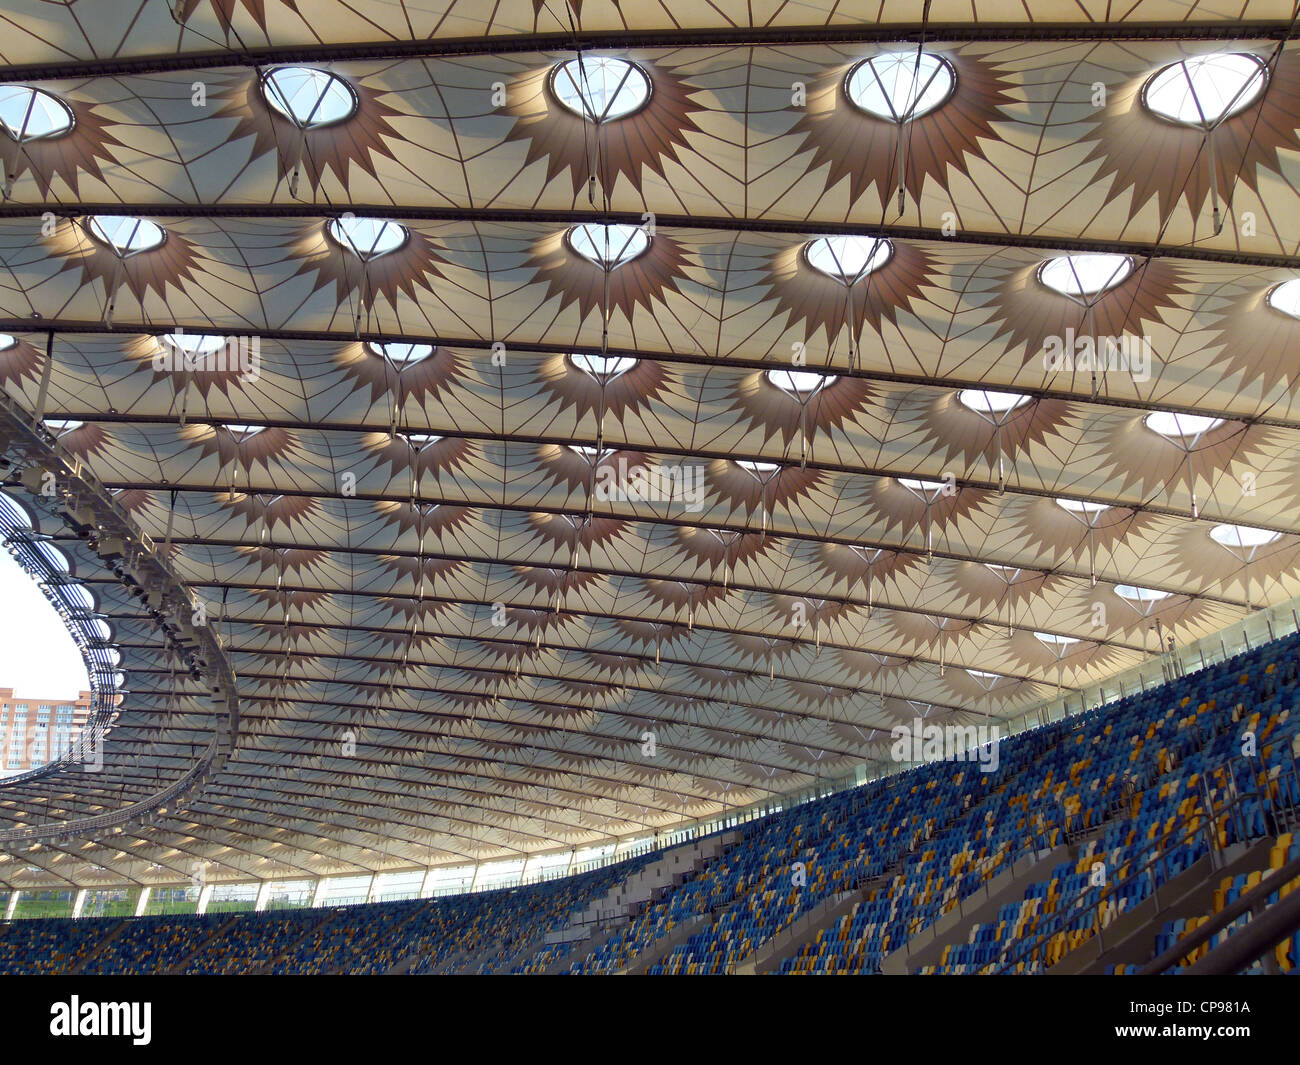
xmin=2 ymin=0 xmax=1300 ymax=889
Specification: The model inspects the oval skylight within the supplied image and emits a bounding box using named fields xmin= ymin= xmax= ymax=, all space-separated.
xmin=898 ymin=477 xmax=949 ymax=494
xmin=162 ymin=332 xmax=226 ymax=355
xmin=551 ymin=57 xmax=652 ymax=123
xmin=0 ymin=334 xmax=16 ymax=351
xmin=1144 ymin=411 xmax=1224 ymax=439
xmin=804 ymin=235 xmax=892 ymax=283
xmin=736 ymin=459 xmax=781 ymax=474
xmin=1056 ymin=497 xmax=1110 ymax=516
xmin=368 ymin=341 xmax=433 ymax=366
xmin=261 ymin=67 xmax=357 ymax=128
xmin=1039 ymin=254 xmax=1134 ymax=298
xmin=567 ymin=223 xmax=649 ymax=269
xmin=568 ymin=444 xmax=604 ymax=460
xmin=1143 ymin=52 xmax=1267 ymax=128
xmin=1036 ymin=631 xmax=1080 ymax=646
xmin=44 ymin=419 xmax=84 ymax=435
xmin=958 ymin=389 xmax=1030 ymax=415
xmin=0 ymin=490 xmax=32 ymax=529
xmin=1209 ymin=524 xmax=1280 ymax=549
xmin=968 ymin=668 xmax=1000 ymax=681
xmin=1266 ymin=279 xmax=1300 ymax=319
xmin=224 ymin=424 xmax=265 ymax=441
xmin=327 ymin=216 xmax=408 ymax=260
xmin=845 ymin=52 xmax=955 ymax=122
xmin=1114 ymin=584 xmax=1171 ymax=603
xmin=86 ymin=215 xmax=166 ymax=256
xmin=766 ymin=369 xmax=838 ymax=396
xmin=0 ymin=86 xmax=75 ymax=141
xmin=570 ymin=353 xmax=638 ymax=380
xmin=402 ymin=432 xmax=442 ymax=449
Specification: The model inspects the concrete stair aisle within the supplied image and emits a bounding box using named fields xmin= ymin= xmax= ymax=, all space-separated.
xmin=66 ymin=919 xmax=127 ymax=974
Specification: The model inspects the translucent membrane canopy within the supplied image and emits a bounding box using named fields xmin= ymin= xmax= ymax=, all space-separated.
xmin=1143 ymin=52 xmax=1267 ymax=128
xmin=86 ymin=215 xmax=166 ymax=256
xmin=1266 ymin=279 xmax=1300 ymax=319
xmin=64 ymin=585 xmax=96 ymax=612
xmin=44 ymin=419 xmax=84 ymax=434
xmin=958 ymin=389 xmax=1030 ymax=415
xmin=1038 ymin=253 xmax=1134 ymax=298
xmin=261 ymin=67 xmax=357 ymax=128
xmin=736 ymin=459 xmax=781 ymax=473
xmin=1114 ymin=584 xmax=1171 ymax=602
xmin=551 ymin=57 xmax=652 ymax=122
xmin=1056 ymin=497 xmax=1111 ymax=516
xmin=766 ymin=369 xmax=838 ymax=396
xmin=1036 ymin=631 xmax=1080 ymax=645
xmin=845 ymin=52 xmax=955 ymax=121
xmin=328 ymin=216 xmax=408 ymax=260
xmin=1144 ymin=411 xmax=1224 ymax=439
xmin=0 ymin=85 xmax=74 ymax=140
xmin=1210 ymin=523 xmax=1281 ymax=549
xmin=804 ymin=235 xmax=892 ymax=283
xmin=569 ymin=352 xmax=638 ymax=380
xmin=567 ymin=223 xmax=649 ymax=268
xmin=0 ymin=490 xmax=31 ymax=528
xmin=36 ymin=542 xmax=69 ymax=572
xmin=368 ymin=341 xmax=434 ymax=366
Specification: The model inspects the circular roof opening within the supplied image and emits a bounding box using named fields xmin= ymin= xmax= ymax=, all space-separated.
xmin=0 ymin=85 xmax=75 ymax=141
xmin=0 ymin=334 xmax=16 ymax=351
xmin=1144 ymin=411 xmax=1224 ymax=439
xmin=567 ymin=223 xmax=649 ymax=269
xmin=898 ymin=477 xmax=949 ymax=495
xmin=1056 ymin=497 xmax=1110 ymax=516
xmin=1114 ymin=584 xmax=1171 ymax=603
xmin=804 ymin=235 xmax=892 ymax=283
xmin=958 ymin=389 xmax=1030 ymax=415
xmin=551 ymin=57 xmax=652 ymax=123
xmin=86 ymin=215 xmax=166 ymax=256
xmin=766 ymin=369 xmax=838 ymax=396
xmin=569 ymin=353 xmax=638 ymax=380
xmin=1266 ymin=279 xmax=1300 ymax=320
xmin=44 ymin=419 xmax=84 ymax=435
xmin=162 ymin=331 xmax=227 ymax=355
xmin=261 ymin=67 xmax=357 ymax=128
xmin=327 ymin=216 xmax=408 ymax=260
xmin=402 ymin=432 xmax=442 ymax=449
xmin=568 ymin=444 xmax=604 ymax=460
xmin=736 ymin=459 xmax=781 ymax=474
xmin=845 ymin=52 xmax=955 ymax=122
xmin=225 ymin=423 xmax=265 ymax=441
xmin=1142 ymin=52 xmax=1267 ymax=128
xmin=368 ymin=341 xmax=434 ymax=366
xmin=1210 ymin=523 xmax=1280 ymax=549
xmin=1039 ymin=254 xmax=1134 ymax=298
xmin=1036 ymin=631 xmax=1080 ymax=646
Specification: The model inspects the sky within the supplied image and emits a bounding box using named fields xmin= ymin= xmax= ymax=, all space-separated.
xmin=0 ymin=545 xmax=91 ymax=700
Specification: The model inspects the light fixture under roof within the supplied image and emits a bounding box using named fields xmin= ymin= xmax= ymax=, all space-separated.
xmin=1142 ymin=52 xmax=1267 ymax=128
xmin=1114 ymin=584 xmax=1171 ymax=603
xmin=567 ymin=223 xmax=649 ymax=269
xmin=0 ymin=85 xmax=74 ymax=141
xmin=1038 ymin=254 xmax=1134 ymax=298
xmin=804 ymin=235 xmax=892 ymax=283
xmin=845 ymin=52 xmax=955 ymax=122
xmin=569 ymin=352 xmax=638 ymax=380
xmin=1144 ymin=411 xmax=1224 ymax=439
xmin=85 ymin=215 xmax=166 ymax=256
xmin=551 ymin=57 xmax=652 ymax=123
xmin=1266 ymin=279 xmax=1300 ymax=319
xmin=1210 ymin=524 xmax=1280 ymax=549
xmin=1056 ymin=497 xmax=1110 ymax=516
xmin=766 ymin=369 xmax=838 ymax=396
xmin=368 ymin=341 xmax=433 ymax=366
xmin=327 ymin=216 xmax=408 ymax=260
xmin=958 ymin=389 xmax=1030 ymax=415
xmin=261 ymin=67 xmax=357 ymax=129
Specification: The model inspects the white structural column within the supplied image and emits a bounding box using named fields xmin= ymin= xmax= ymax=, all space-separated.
xmin=419 ymin=868 xmax=437 ymax=899
xmin=134 ymin=887 xmax=150 ymax=917
xmin=196 ymin=883 xmax=214 ymax=915
xmin=254 ymin=881 xmax=271 ymax=912
xmin=4 ymin=892 xmax=17 ymax=919
xmin=363 ymin=874 xmax=378 ymax=904
xmin=72 ymin=888 xmax=87 ymax=919
xmin=311 ymin=878 xmax=329 ymax=908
